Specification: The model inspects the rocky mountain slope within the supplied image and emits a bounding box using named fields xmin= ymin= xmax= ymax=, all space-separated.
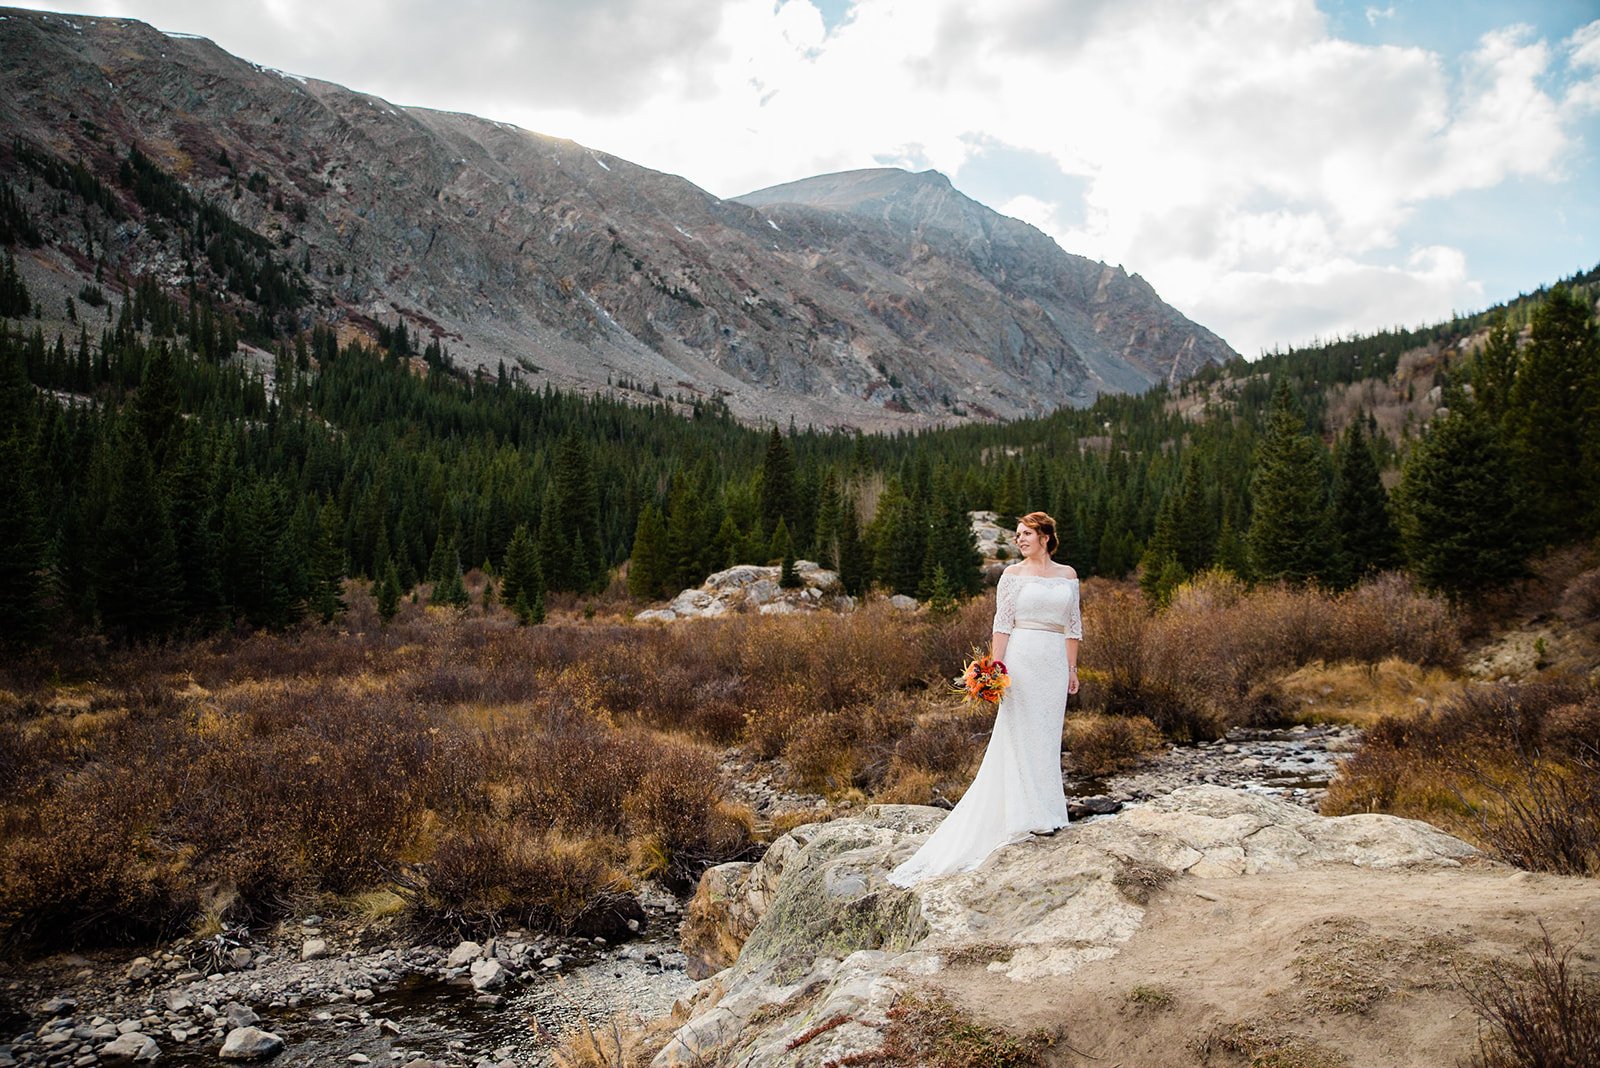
xmin=0 ymin=7 xmax=1233 ymax=429
xmin=663 ymin=786 xmax=1599 ymax=1067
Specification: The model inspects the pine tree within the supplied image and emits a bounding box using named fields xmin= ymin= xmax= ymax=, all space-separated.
xmin=709 ymin=513 xmax=739 ymax=574
xmin=1247 ymin=382 xmax=1336 ymax=584
xmin=0 ymin=252 xmax=30 ymax=318
xmin=1331 ymin=420 xmax=1400 ymax=585
xmin=134 ymin=342 xmax=180 ymax=458
xmin=627 ymin=504 xmax=669 ymax=600
xmin=993 ymin=460 xmax=1023 ymax=526
xmin=1469 ymin=317 xmax=1519 ymax=426
xmin=374 ymin=558 xmax=401 ymax=625
xmin=769 ymin=516 xmax=794 ymax=569
xmin=1506 ymin=286 xmax=1600 ymax=544
xmin=1139 ymin=492 xmax=1184 ymax=603
xmin=0 ymin=347 xmax=49 ymax=647
xmin=430 ymin=539 xmax=469 ymax=607
xmin=836 ymin=498 xmax=869 ymax=597
xmin=919 ymin=564 xmax=958 ymax=616
xmin=308 ymin=499 xmax=347 ymax=622
xmin=758 ymin=427 xmax=797 ymax=537
xmin=223 ymin=477 xmax=300 ymax=630
xmin=1397 ymin=405 xmax=1529 ymax=601
xmin=96 ymin=420 xmax=182 ymax=641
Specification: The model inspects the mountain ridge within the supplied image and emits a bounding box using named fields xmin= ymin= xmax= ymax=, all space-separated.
xmin=0 ymin=6 xmax=1234 ymax=428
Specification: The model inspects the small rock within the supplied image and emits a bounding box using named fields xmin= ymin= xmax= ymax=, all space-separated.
xmin=445 ymin=941 xmax=483 ymax=968
xmin=39 ymin=996 xmax=78 ymax=1016
xmin=165 ymin=992 xmax=193 ymax=1013
xmin=348 ymin=1057 xmax=371 ymax=1065
xmin=379 ymin=1019 xmax=402 ymax=1036
xmin=228 ymin=948 xmax=253 ymax=970
xmin=116 ymin=1021 xmax=144 ymax=1035
xmin=223 ymin=1004 xmax=260 ymax=1029
xmin=474 ymin=994 xmax=505 ymax=1008
xmin=125 ymin=959 xmax=154 ymax=983
xmin=469 ymin=959 xmax=507 ymax=991
xmin=301 ymin=915 xmax=323 ymax=926
xmin=540 ymin=957 xmax=562 ymax=969
xmin=100 ymin=1032 xmax=160 ymax=1064
xmin=301 ymin=938 xmax=329 ymax=961
xmin=219 ymin=1026 xmax=284 ymax=1061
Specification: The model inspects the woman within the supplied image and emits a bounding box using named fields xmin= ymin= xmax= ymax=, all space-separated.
xmin=888 ymin=510 xmax=1082 ymax=887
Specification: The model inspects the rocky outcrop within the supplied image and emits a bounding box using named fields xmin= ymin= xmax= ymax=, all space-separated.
xmin=0 ymin=11 xmax=1233 ymax=432
xmin=634 ymin=561 xmax=846 ymax=622
xmin=660 ymin=786 xmax=1498 ymax=1067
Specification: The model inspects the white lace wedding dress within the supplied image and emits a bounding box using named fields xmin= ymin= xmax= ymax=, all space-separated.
xmin=888 ymin=572 xmax=1082 ymax=887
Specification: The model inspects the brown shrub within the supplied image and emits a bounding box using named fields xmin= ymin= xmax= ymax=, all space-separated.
xmin=1083 ymin=573 xmax=1461 ymax=741
xmin=1064 ymin=714 xmax=1162 ymax=777
xmin=401 ymin=823 xmax=640 ymax=940
xmin=622 ymin=738 xmax=754 ymax=887
xmin=1462 ymin=926 xmax=1600 ymax=1068
xmin=1324 ymin=679 xmax=1600 ymax=874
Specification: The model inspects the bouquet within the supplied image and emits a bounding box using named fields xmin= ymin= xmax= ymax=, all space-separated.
xmin=954 ymin=650 xmax=1010 ymax=704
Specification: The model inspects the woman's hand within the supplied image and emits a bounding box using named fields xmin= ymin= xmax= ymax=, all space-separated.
xmin=1067 ymin=667 xmax=1079 ymax=695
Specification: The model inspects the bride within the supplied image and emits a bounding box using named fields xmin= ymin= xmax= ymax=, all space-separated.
xmin=888 ymin=510 xmax=1081 ymax=887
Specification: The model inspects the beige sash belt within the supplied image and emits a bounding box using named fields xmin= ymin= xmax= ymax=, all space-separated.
xmin=1013 ymin=620 xmax=1066 ymax=634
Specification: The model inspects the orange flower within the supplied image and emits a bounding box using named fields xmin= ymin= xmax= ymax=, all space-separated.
xmin=953 ymin=649 xmax=1010 ymax=704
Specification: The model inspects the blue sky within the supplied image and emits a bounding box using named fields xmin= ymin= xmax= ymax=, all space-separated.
xmin=19 ymin=0 xmax=1600 ymax=355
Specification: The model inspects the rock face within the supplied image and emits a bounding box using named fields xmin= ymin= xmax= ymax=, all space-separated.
xmin=660 ymin=786 xmax=1488 ymax=1067
xmin=0 ymin=11 xmax=1233 ymax=432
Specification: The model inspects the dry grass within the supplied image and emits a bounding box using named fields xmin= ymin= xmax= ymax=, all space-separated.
xmin=823 ymin=992 xmax=1055 ymax=1068
xmin=1323 ymin=678 xmax=1600 ymax=875
xmin=1194 ymin=1018 xmax=1347 ymax=1068
xmin=0 ymin=570 xmax=1475 ymax=955
xmin=1276 ymin=658 xmax=1464 ymax=728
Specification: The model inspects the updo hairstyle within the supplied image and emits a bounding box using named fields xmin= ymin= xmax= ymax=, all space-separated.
xmin=1018 ymin=511 xmax=1059 ymax=556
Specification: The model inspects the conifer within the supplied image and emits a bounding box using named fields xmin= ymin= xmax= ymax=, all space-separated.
xmin=837 ymin=498 xmax=869 ymax=597
xmin=627 ymin=504 xmax=669 ymax=600
xmin=1506 ymin=286 xmax=1600 ymax=543
xmin=759 ymin=427 xmax=796 ymax=537
xmin=309 ymin=499 xmax=347 ymax=622
xmin=96 ymin=420 xmax=182 ymax=641
xmin=1331 ymin=420 xmax=1400 ymax=584
xmin=375 ymin=558 xmax=401 ymax=625
xmin=1397 ymin=404 xmax=1529 ymax=601
xmin=1247 ymin=381 xmax=1336 ymax=584
xmin=0 ymin=347 xmax=49 ymax=647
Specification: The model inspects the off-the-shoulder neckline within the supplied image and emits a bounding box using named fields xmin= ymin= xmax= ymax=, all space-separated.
xmin=1003 ymin=571 xmax=1078 ymax=581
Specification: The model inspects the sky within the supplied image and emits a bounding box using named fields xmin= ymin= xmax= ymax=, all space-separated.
xmin=16 ymin=0 xmax=1600 ymax=357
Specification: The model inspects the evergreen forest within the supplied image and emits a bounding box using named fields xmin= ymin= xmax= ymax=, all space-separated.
xmin=2 ymin=137 xmax=1599 ymax=650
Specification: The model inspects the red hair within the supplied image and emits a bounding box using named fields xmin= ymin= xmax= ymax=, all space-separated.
xmin=1018 ymin=511 xmax=1059 ymax=556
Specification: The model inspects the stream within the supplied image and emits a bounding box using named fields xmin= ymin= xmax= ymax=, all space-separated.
xmin=1 ymin=722 xmax=1359 ymax=1068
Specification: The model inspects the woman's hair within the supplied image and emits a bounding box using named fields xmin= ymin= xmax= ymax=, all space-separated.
xmin=1018 ymin=511 xmax=1059 ymax=556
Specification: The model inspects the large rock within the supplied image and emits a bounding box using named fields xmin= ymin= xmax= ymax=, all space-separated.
xmin=640 ymin=562 xmax=846 ymax=622
xmin=219 ymin=1026 xmax=284 ymax=1061
xmin=654 ymin=786 xmax=1484 ymax=1067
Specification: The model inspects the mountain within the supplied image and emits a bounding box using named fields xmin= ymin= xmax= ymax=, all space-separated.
xmin=0 ymin=7 xmax=1234 ymax=429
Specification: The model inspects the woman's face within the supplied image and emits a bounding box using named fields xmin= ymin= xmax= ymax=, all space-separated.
xmin=1014 ymin=523 xmax=1042 ymax=557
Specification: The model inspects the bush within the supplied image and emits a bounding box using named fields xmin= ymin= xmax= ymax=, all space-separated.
xmin=1064 ymin=714 xmax=1162 ymax=777
xmin=1462 ymin=926 xmax=1600 ymax=1068
xmin=1324 ymin=678 xmax=1600 ymax=874
xmin=401 ymin=824 xmax=640 ymax=940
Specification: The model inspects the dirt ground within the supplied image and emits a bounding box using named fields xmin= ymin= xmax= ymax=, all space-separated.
xmin=924 ymin=861 xmax=1600 ymax=1067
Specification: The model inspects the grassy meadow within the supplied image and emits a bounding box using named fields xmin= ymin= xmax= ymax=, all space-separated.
xmin=2 ymin=557 xmax=1597 ymax=958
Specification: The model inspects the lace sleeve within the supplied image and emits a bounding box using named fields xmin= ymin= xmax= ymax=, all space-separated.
xmin=1067 ymin=580 xmax=1083 ymax=640
xmin=991 ymin=572 xmax=1018 ymax=635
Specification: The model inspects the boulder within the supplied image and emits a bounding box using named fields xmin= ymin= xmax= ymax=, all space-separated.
xmin=99 ymin=1033 xmax=160 ymax=1064
xmin=219 ymin=1026 xmax=284 ymax=1060
xmin=653 ymin=786 xmax=1484 ymax=1067
xmin=300 ymin=938 xmax=328 ymax=961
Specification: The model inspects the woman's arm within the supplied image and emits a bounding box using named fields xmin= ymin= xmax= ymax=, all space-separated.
xmin=1066 ymin=637 xmax=1080 ymax=694
xmin=991 ymin=632 xmax=1009 ymax=663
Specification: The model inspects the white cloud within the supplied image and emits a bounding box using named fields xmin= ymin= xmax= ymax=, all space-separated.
xmin=18 ymin=0 xmax=1595 ymax=355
